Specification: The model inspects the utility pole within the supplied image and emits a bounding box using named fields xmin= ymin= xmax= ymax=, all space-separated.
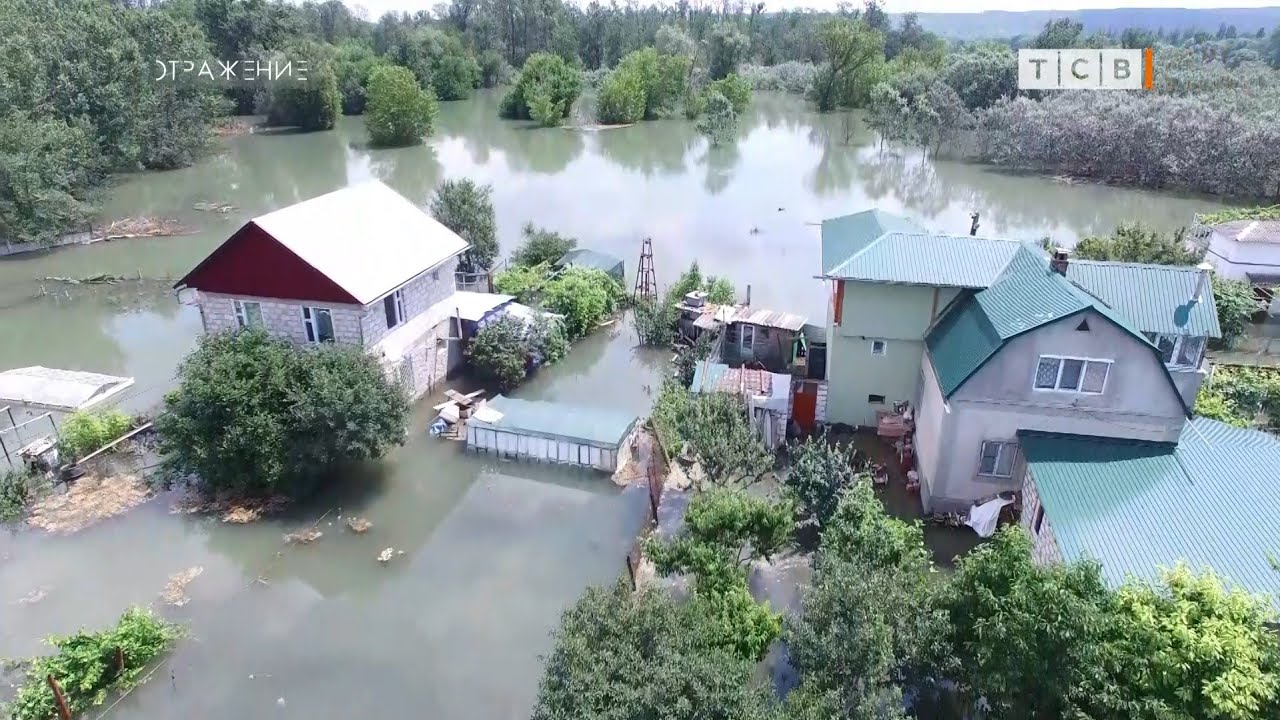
xmin=634 ymin=237 xmax=656 ymax=302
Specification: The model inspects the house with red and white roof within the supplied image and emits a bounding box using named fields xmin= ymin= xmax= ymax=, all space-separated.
xmin=174 ymin=181 xmax=512 ymax=400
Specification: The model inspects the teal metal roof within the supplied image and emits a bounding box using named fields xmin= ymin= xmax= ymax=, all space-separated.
xmin=925 ymin=246 xmax=1187 ymax=410
xmin=472 ymin=395 xmax=638 ymax=448
xmin=557 ymin=248 xmax=625 ymax=277
xmin=1066 ymin=260 xmax=1221 ymax=338
xmin=1021 ymin=419 xmax=1280 ymax=610
xmin=827 ymin=233 xmax=1024 ymax=287
xmin=819 ymin=209 xmax=922 ymax=275
xmin=690 ymin=362 xmax=728 ymax=393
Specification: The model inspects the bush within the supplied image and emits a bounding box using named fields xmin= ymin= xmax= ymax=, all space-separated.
xmin=512 ymin=223 xmax=576 ymax=267
xmin=155 ymin=330 xmax=410 ymax=499
xmin=470 ymin=314 xmax=568 ymax=390
xmin=596 ymin=67 xmax=648 ymax=124
xmin=542 ymin=267 xmax=622 ymax=339
xmin=739 ymin=62 xmax=817 ymax=93
xmin=1213 ymin=275 xmax=1262 ymax=348
xmin=333 ymin=41 xmax=387 ymax=115
xmin=493 ymin=263 xmax=550 ymax=303
xmin=7 ymin=607 xmax=179 ymax=720
xmin=596 ymin=48 xmax=691 ymax=123
xmin=631 ymin=296 xmax=679 ymax=346
xmin=430 ymin=37 xmax=481 ymax=101
xmin=365 ymin=65 xmax=438 ymax=147
xmin=0 ymin=468 xmax=40 ymax=522
xmin=697 ymin=90 xmax=737 ymax=146
xmin=500 ymin=53 xmax=582 ymax=122
xmin=707 ymin=74 xmax=751 ymax=114
xmin=59 ymin=409 xmax=134 ymax=460
xmin=0 ymin=113 xmax=99 ymax=245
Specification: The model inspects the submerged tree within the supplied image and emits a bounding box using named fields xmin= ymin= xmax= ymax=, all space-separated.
xmin=260 ymin=39 xmax=341 ymax=132
xmin=696 ymin=90 xmax=738 ymax=146
xmin=499 ymin=52 xmax=583 ymax=123
xmin=365 ymin=65 xmax=438 ymax=147
xmin=808 ymin=17 xmax=886 ymax=112
xmin=156 ymin=330 xmax=410 ymax=499
xmin=430 ymin=178 xmax=498 ymax=273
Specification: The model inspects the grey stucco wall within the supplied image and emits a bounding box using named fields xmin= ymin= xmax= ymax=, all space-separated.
xmin=914 ymin=358 xmax=950 ymax=512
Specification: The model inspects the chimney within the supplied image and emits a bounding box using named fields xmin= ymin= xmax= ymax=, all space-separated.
xmin=969 ymin=212 xmax=980 ymax=236
xmin=1193 ymin=261 xmax=1214 ymax=303
xmin=1050 ymin=247 xmax=1069 ymax=276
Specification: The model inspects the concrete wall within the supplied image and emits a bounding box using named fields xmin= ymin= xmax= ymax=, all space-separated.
xmin=198 ymin=291 xmax=364 ymax=345
xmin=360 ymin=256 xmax=459 ymax=348
xmin=1021 ymin=469 xmax=1063 ymax=565
xmin=1208 ymin=231 xmax=1280 ymax=282
xmin=1170 ymin=366 xmax=1208 ymax=409
xmin=918 ymin=310 xmax=1187 ymax=512
xmin=913 ymin=358 xmax=951 ymax=512
xmin=384 ymin=321 xmax=457 ymax=401
xmin=825 ymin=281 xmax=961 ymax=427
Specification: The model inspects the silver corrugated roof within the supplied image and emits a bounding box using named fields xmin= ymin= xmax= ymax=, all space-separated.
xmin=731 ymin=308 xmax=807 ymax=331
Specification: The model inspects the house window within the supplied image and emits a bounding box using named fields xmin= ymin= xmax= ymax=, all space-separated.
xmin=868 ymin=394 xmax=886 ymax=404
xmin=383 ymin=289 xmax=406 ymax=329
xmin=1034 ymin=355 xmax=1110 ymax=394
xmin=871 ymin=339 xmax=887 ymax=356
xmin=431 ymin=269 xmax=440 ymax=281
xmin=978 ymin=440 xmax=1016 ymax=477
xmin=1144 ymin=332 xmax=1205 ymax=368
xmin=740 ymin=325 xmax=755 ymax=351
xmin=233 ymin=299 xmax=263 ymax=330
xmin=302 ymin=307 xmax=335 ymax=343
xmin=1033 ymin=505 xmax=1045 ymax=534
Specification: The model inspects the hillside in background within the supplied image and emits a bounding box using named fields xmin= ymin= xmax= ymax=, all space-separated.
xmin=902 ymin=7 xmax=1280 ymax=40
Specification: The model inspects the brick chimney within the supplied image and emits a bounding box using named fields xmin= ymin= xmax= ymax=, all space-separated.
xmin=1050 ymin=248 xmax=1069 ymax=276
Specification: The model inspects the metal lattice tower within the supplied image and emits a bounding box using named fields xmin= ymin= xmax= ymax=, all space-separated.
xmin=634 ymin=237 xmax=657 ymax=302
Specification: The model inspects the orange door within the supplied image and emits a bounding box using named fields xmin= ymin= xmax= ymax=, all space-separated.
xmin=792 ymin=381 xmax=817 ymax=433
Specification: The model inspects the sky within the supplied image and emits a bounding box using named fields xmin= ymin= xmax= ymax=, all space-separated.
xmin=342 ymin=0 xmax=1280 ymax=17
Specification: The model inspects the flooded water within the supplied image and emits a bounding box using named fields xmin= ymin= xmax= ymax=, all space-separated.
xmin=0 ymin=90 xmax=1229 ymax=718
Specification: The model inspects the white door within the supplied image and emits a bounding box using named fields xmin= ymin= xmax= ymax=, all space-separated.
xmin=739 ymin=325 xmax=755 ymax=355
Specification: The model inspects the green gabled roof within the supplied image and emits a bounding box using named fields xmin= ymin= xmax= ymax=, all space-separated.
xmin=1021 ymin=419 xmax=1280 ymax=610
xmin=1066 ymin=260 xmax=1221 ymax=338
xmin=827 ymin=233 xmax=1024 ymax=287
xmin=820 ymin=209 xmax=922 ymax=275
xmin=925 ymin=246 xmax=1184 ymax=409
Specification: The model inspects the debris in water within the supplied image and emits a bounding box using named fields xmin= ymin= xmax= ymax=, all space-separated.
xmin=161 ymin=566 xmax=204 ymax=606
xmin=283 ymin=528 xmax=323 ymax=544
xmin=347 ymin=517 xmax=372 ymax=533
xmin=277 ymin=697 xmax=286 ymax=708
xmin=42 ymin=273 xmax=134 ymax=285
xmin=27 ymin=473 xmax=151 ymax=533
xmin=170 ymin=493 xmax=288 ymax=523
xmin=193 ymin=201 xmax=236 ymax=213
xmin=93 ymin=217 xmax=192 ymax=241
xmin=12 ymin=587 xmax=50 ymax=605
xmin=377 ymin=547 xmax=401 ymax=564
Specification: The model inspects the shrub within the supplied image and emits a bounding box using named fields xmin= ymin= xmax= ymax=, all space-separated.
xmin=493 ymin=263 xmax=551 ymax=303
xmin=596 ymin=67 xmax=648 ymax=124
xmin=59 ymin=409 xmax=134 ymax=460
xmin=155 ymin=330 xmax=410 ymax=499
xmin=260 ymin=40 xmax=340 ymax=132
xmin=631 ymin=296 xmax=679 ymax=346
xmin=1 ymin=468 xmax=40 ymax=522
xmin=512 ymin=223 xmax=576 ymax=267
xmin=697 ymin=90 xmax=737 ymax=146
xmin=595 ymin=48 xmax=691 ymax=123
xmin=500 ymin=53 xmax=582 ymax=122
xmin=542 ymin=267 xmax=622 ymax=339
xmin=365 ymin=65 xmax=438 ymax=147
xmin=1213 ymin=275 xmax=1262 ymax=348
xmin=470 ymin=314 xmax=568 ymax=390
xmin=430 ymin=36 xmax=481 ymax=101
xmin=707 ymin=74 xmax=751 ymax=114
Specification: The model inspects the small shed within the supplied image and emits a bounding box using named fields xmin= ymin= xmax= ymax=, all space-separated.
xmin=0 ymin=366 xmax=135 ymax=469
xmin=691 ymin=362 xmax=792 ymax=450
xmin=450 ymin=291 xmax=516 ymax=338
xmin=556 ymin=249 xmax=626 ymax=285
xmin=721 ymin=308 xmax=808 ymax=372
xmin=465 ymin=395 xmax=638 ymax=472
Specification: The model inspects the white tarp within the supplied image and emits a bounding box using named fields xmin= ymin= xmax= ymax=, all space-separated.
xmin=0 ymin=367 xmax=134 ymax=412
xmin=965 ymin=496 xmax=1015 ymax=538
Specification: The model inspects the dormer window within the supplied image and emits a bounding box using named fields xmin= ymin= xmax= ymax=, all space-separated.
xmin=1145 ymin=333 xmax=1205 ymax=369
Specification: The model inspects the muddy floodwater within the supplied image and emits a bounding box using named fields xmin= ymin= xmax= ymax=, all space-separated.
xmin=0 ymin=91 xmax=1227 ymax=718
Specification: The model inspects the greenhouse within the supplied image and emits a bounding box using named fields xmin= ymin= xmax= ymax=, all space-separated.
xmin=464 ymin=395 xmax=638 ymax=473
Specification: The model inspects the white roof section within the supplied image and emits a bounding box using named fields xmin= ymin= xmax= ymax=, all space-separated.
xmin=450 ymin=291 xmax=514 ymax=322
xmin=252 ymin=181 xmax=470 ymax=304
xmin=0 ymin=367 xmax=134 ymax=412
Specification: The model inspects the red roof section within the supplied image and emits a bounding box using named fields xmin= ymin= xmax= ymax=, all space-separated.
xmin=174 ymin=222 xmax=361 ymax=305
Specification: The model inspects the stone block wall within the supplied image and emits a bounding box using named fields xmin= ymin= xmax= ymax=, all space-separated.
xmin=198 ymin=292 xmax=364 ymax=345
xmin=1021 ymin=469 xmax=1064 ymax=566
xmin=361 ymin=256 xmax=460 ymax=347
xmin=384 ymin=318 xmax=461 ymax=400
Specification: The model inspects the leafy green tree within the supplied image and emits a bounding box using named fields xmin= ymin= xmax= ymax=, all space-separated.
xmin=156 ymin=330 xmax=410 ymax=499
xmin=680 ymin=392 xmax=773 ymax=488
xmin=470 ymin=315 xmax=533 ymax=390
xmin=596 ymin=48 xmax=690 ymax=124
xmin=493 ymin=263 xmax=550 ymax=303
xmin=696 ymin=90 xmax=737 ymax=147
xmin=783 ymin=437 xmax=863 ymax=533
xmin=542 ymin=266 xmax=620 ymax=339
xmin=1212 ymin=275 xmax=1262 ymax=347
xmin=706 ymin=74 xmax=752 ymax=115
xmin=0 ymin=468 xmax=39 ymax=523
xmin=631 ymin=296 xmax=679 ymax=347
xmin=430 ymin=34 xmax=482 ymax=101
xmin=531 ymin=583 xmax=774 ymax=720
xmin=261 ymin=40 xmax=341 ymax=131
xmin=512 ymin=222 xmax=576 ymax=267
xmin=499 ymin=52 xmax=582 ymax=122
xmin=703 ymin=276 xmax=735 ymax=304
xmin=1073 ymin=222 xmax=1204 ymax=266
xmin=596 ymin=66 xmax=648 ymax=124
xmin=430 ymin=178 xmax=498 ymax=272
xmin=707 ymin=22 xmax=749 ymax=80
xmin=942 ymin=44 xmax=1018 ymax=111
xmin=334 ymin=41 xmax=388 ymax=114
xmin=0 ymin=114 xmax=99 ymax=245
xmin=364 ymin=65 xmax=438 ymax=147
xmin=1031 ymin=18 xmax=1086 ymax=49
xmin=809 ymin=18 xmax=886 ymax=112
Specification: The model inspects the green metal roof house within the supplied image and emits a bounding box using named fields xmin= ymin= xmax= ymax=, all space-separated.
xmin=1019 ymin=419 xmax=1280 ymax=609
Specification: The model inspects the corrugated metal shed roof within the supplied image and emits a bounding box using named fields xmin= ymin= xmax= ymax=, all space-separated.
xmin=1067 ymin=261 xmax=1222 ymax=338
xmin=251 ymin=181 xmax=470 ymax=304
xmin=1213 ymin=219 xmax=1280 ymax=245
xmin=820 ymin=209 xmax=922 ymax=274
xmin=0 ymin=367 xmax=135 ymax=411
xmin=731 ymin=308 xmax=807 ymax=331
xmin=827 ymin=233 xmax=1024 ymax=287
xmin=691 ymin=362 xmax=728 ymax=393
xmin=1021 ymin=419 xmax=1280 ymax=610
xmin=557 ymin=248 xmax=625 ymax=276
xmin=801 ymin=323 xmax=827 ymax=345
xmin=450 ymin=291 xmax=514 ymax=322
xmin=470 ymin=395 xmax=637 ymax=448
xmin=692 ymin=363 xmax=773 ymax=396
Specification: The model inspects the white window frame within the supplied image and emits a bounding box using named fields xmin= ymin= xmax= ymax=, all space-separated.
xmin=978 ymin=440 xmax=1017 ymax=478
xmin=1145 ymin=332 xmax=1205 ymax=369
xmin=233 ymin=299 xmax=262 ymax=330
xmin=1033 ymin=355 xmax=1111 ymax=395
xmin=870 ymin=339 xmax=887 ymax=356
xmin=302 ymin=306 xmax=335 ymax=343
xmin=384 ymin=289 xmax=406 ymax=329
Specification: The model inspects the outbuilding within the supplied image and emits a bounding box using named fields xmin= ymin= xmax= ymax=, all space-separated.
xmin=465 ymin=395 xmax=638 ymax=472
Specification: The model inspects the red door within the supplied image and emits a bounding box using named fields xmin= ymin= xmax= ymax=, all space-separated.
xmin=792 ymin=380 xmax=817 ymax=434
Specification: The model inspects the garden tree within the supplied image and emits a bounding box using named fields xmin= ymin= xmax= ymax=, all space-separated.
xmin=364 ymin=65 xmax=438 ymax=147
xmin=707 ymin=22 xmax=750 ymax=80
xmin=783 ymin=437 xmax=864 ymax=533
xmin=261 ymin=40 xmax=341 ymax=131
xmin=493 ymin=263 xmax=549 ymax=303
xmin=696 ymin=91 xmax=738 ymax=147
xmin=334 ymin=41 xmax=390 ymax=114
xmin=469 ymin=314 xmax=567 ymax=389
xmin=499 ymin=53 xmax=583 ymax=123
xmin=630 ymin=296 xmax=679 ymax=347
xmin=530 ymin=583 xmax=774 ymax=720
xmin=682 ymin=392 xmax=773 ymax=488
xmin=429 ymin=178 xmax=498 ymax=272
xmin=808 ymin=17 xmax=886 ymax=112
xmin=511 ymin=223 xmax=576 ymax=267
xmin=1195 ymin=365 xmax=1280 ymax=430
xmin=156 ymin=330 xmax=410 ymax=499
xmin=542 ymin=266 xmax=621 ymax=339
xmin=1212 ymin=275 xmax=1263 ymax=347
xmin=0 ymin=114 xmax=99 ymax=245
xmin=942 ymin=44 xmax=1017 ymax=110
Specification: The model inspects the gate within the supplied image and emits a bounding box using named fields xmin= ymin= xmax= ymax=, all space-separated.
xmin=791 ymin=380 xmax=818 ymax=434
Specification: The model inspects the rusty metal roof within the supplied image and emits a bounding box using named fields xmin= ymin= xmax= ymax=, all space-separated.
xmin=731 ymin=308 xmax=807 ymax=331
xmin=690 ymin=362 xmax=772 ymax=396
